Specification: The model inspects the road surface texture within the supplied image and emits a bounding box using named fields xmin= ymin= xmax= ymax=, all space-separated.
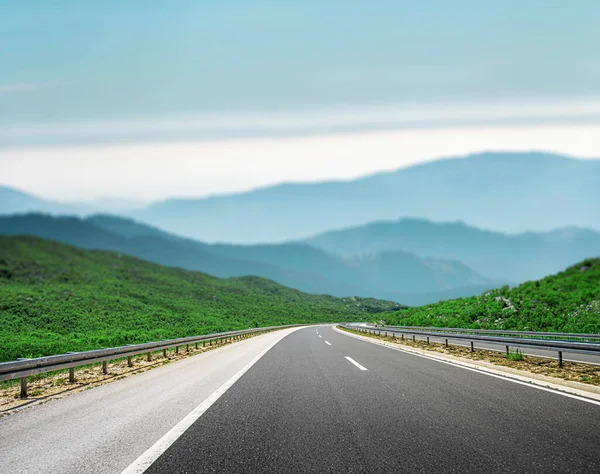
xmin=145 ymin=325 xmax=599 ymax=474
xmin=0 ymin=328 xmax=300 ymax=474
xmin=2 ymin=325 xmax=599 ymax=473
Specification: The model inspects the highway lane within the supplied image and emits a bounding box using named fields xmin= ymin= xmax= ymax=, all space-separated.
xmin=0 ymin=328 xmax=301 ymax=474
xmin=144 ymin=325 xmax=600 ymax=473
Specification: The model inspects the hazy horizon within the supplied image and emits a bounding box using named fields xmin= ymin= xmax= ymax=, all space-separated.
xmin=2 ymin=131 xmax=600 ymax=202
xmin=2 ymin=1 xmax=599 ymax=201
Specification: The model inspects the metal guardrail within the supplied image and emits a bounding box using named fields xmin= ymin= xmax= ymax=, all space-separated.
xmin=380 ymin=325 xmax=600 ymax=341
xmin=340 ymin=324 xmax=600 ymax=366
xmin=0 ymin=324 xmax=310 ymax=398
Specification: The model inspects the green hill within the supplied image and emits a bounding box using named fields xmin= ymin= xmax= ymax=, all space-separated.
xmin=0 ymin=236 xmax=402 ymax=362
xmin=384 ymin=259 xmax=600 ymax=333
xmin=0 ymin=214 xmax=500 ymax=305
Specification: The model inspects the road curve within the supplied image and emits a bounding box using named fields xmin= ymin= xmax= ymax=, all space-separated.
xmin=145 ymin=325 xmax=599 ymax=473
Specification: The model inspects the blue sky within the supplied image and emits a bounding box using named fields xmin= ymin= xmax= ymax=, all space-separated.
xmin=1 ymin=1 xmax=599 ymax=200
xmin=3 ymin=1 xmax=600 ymax=127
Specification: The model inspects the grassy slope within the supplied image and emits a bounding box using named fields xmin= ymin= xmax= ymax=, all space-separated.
xmin=384 ymin=259 xmax=600 ymax=333
xmin=0 ymin=213 xmax=497 ymax=304
xmin=0 ymin=236 xmax=401 ymax=361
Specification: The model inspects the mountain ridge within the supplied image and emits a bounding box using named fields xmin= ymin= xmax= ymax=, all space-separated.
xmin=3 ymin=152 xmax=599 ymax=243
xmin=130 ymin=151 xmax=600 ymax=242
xmin=304 ymin=217 xmax=600 ymax=282
xmin=0 ymin=213 xmax=501 ymax=305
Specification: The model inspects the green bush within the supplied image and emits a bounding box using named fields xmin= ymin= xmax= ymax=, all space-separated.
xmin=383 ymin=259 xmax=600 ymax=333
xmin=0 ymin=236 xmax=399 ymax=361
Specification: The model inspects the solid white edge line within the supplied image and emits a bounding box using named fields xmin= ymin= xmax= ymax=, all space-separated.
xmin=345 ymin=356 xmax=368 ymax=371
xmin=334 ymin=326 xmax=600 ymax=406
xmin=325 ymin=341 xmax=332 ymax=346
xmin=121 ymin=327 xmax=303 ymax=474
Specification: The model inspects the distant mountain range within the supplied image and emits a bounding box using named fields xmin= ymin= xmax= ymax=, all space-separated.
xmin=0 ymin=214 xmax=501 ymax=306
xmin=129 ymin=152 xmax=600 ymax=242
xmin=0 ymin=186 xmax=79 ymax=215
xmin=304 ymin=218 xmax=600 ymax=283
xmin=3 ymin=151 xmax=599 ymax=305
xmin=2 ymin=152 xmax=599 ymax=243
xmin=0 ymin=186 xmax=145 ymax=216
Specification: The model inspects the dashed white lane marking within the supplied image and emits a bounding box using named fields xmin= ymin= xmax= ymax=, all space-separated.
xmin=121 ymin=328 xmax=302 ymax=473
xmin=345 ymin=356 xmax=368 ymax=371
xmin=318 ymin=335 xmax=322 ymax=338
xmin=325 ymin=341 xmax=332 ymax=346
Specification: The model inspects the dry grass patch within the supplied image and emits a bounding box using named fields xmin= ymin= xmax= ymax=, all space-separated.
xmin=0 ymin=334 xmax=259 ymax=416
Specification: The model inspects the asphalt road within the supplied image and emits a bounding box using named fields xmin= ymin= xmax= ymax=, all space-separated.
xmin=2 ymin=325 xmax=599 ymax=473
xmin=0 ymin=328 xmax=301 ymax=474
xmin=145 ymin=325 xmax=600 ymax=474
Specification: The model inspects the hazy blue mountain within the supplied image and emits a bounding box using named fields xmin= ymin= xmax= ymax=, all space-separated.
xmin=0 ymin=214 xmax=500 ymax=305
xmin=86 ymin=214 xmax=181 ymax=241
xmin=0 ymin=214 xmax=358 ymax=297
xmin=0 ymin=186 xmax=80 ymax=215
xmin=131 ymin=152 xmax=600 ymax=243
xmin=0 ymin=187 xmax=144 ymax=216
xmin=89 ymin=215 xmax=502 ymax=302
xmin=304 ymin=218 xmax=600 ymax=282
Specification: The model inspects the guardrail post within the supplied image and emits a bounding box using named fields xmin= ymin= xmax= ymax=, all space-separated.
xmin=195 ymin=342 xmax=199 ymax=349
xmin=3 ymin=327 xmax=598 ymax=388
xmin=558 ymin=351 xmax=563 ymax=367
xmin=175 ymin=346 xmax=179 ymax=354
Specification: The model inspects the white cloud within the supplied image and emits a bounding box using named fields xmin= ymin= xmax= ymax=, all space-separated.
xmin=3 ymin=99 xmax=600 ymax=145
